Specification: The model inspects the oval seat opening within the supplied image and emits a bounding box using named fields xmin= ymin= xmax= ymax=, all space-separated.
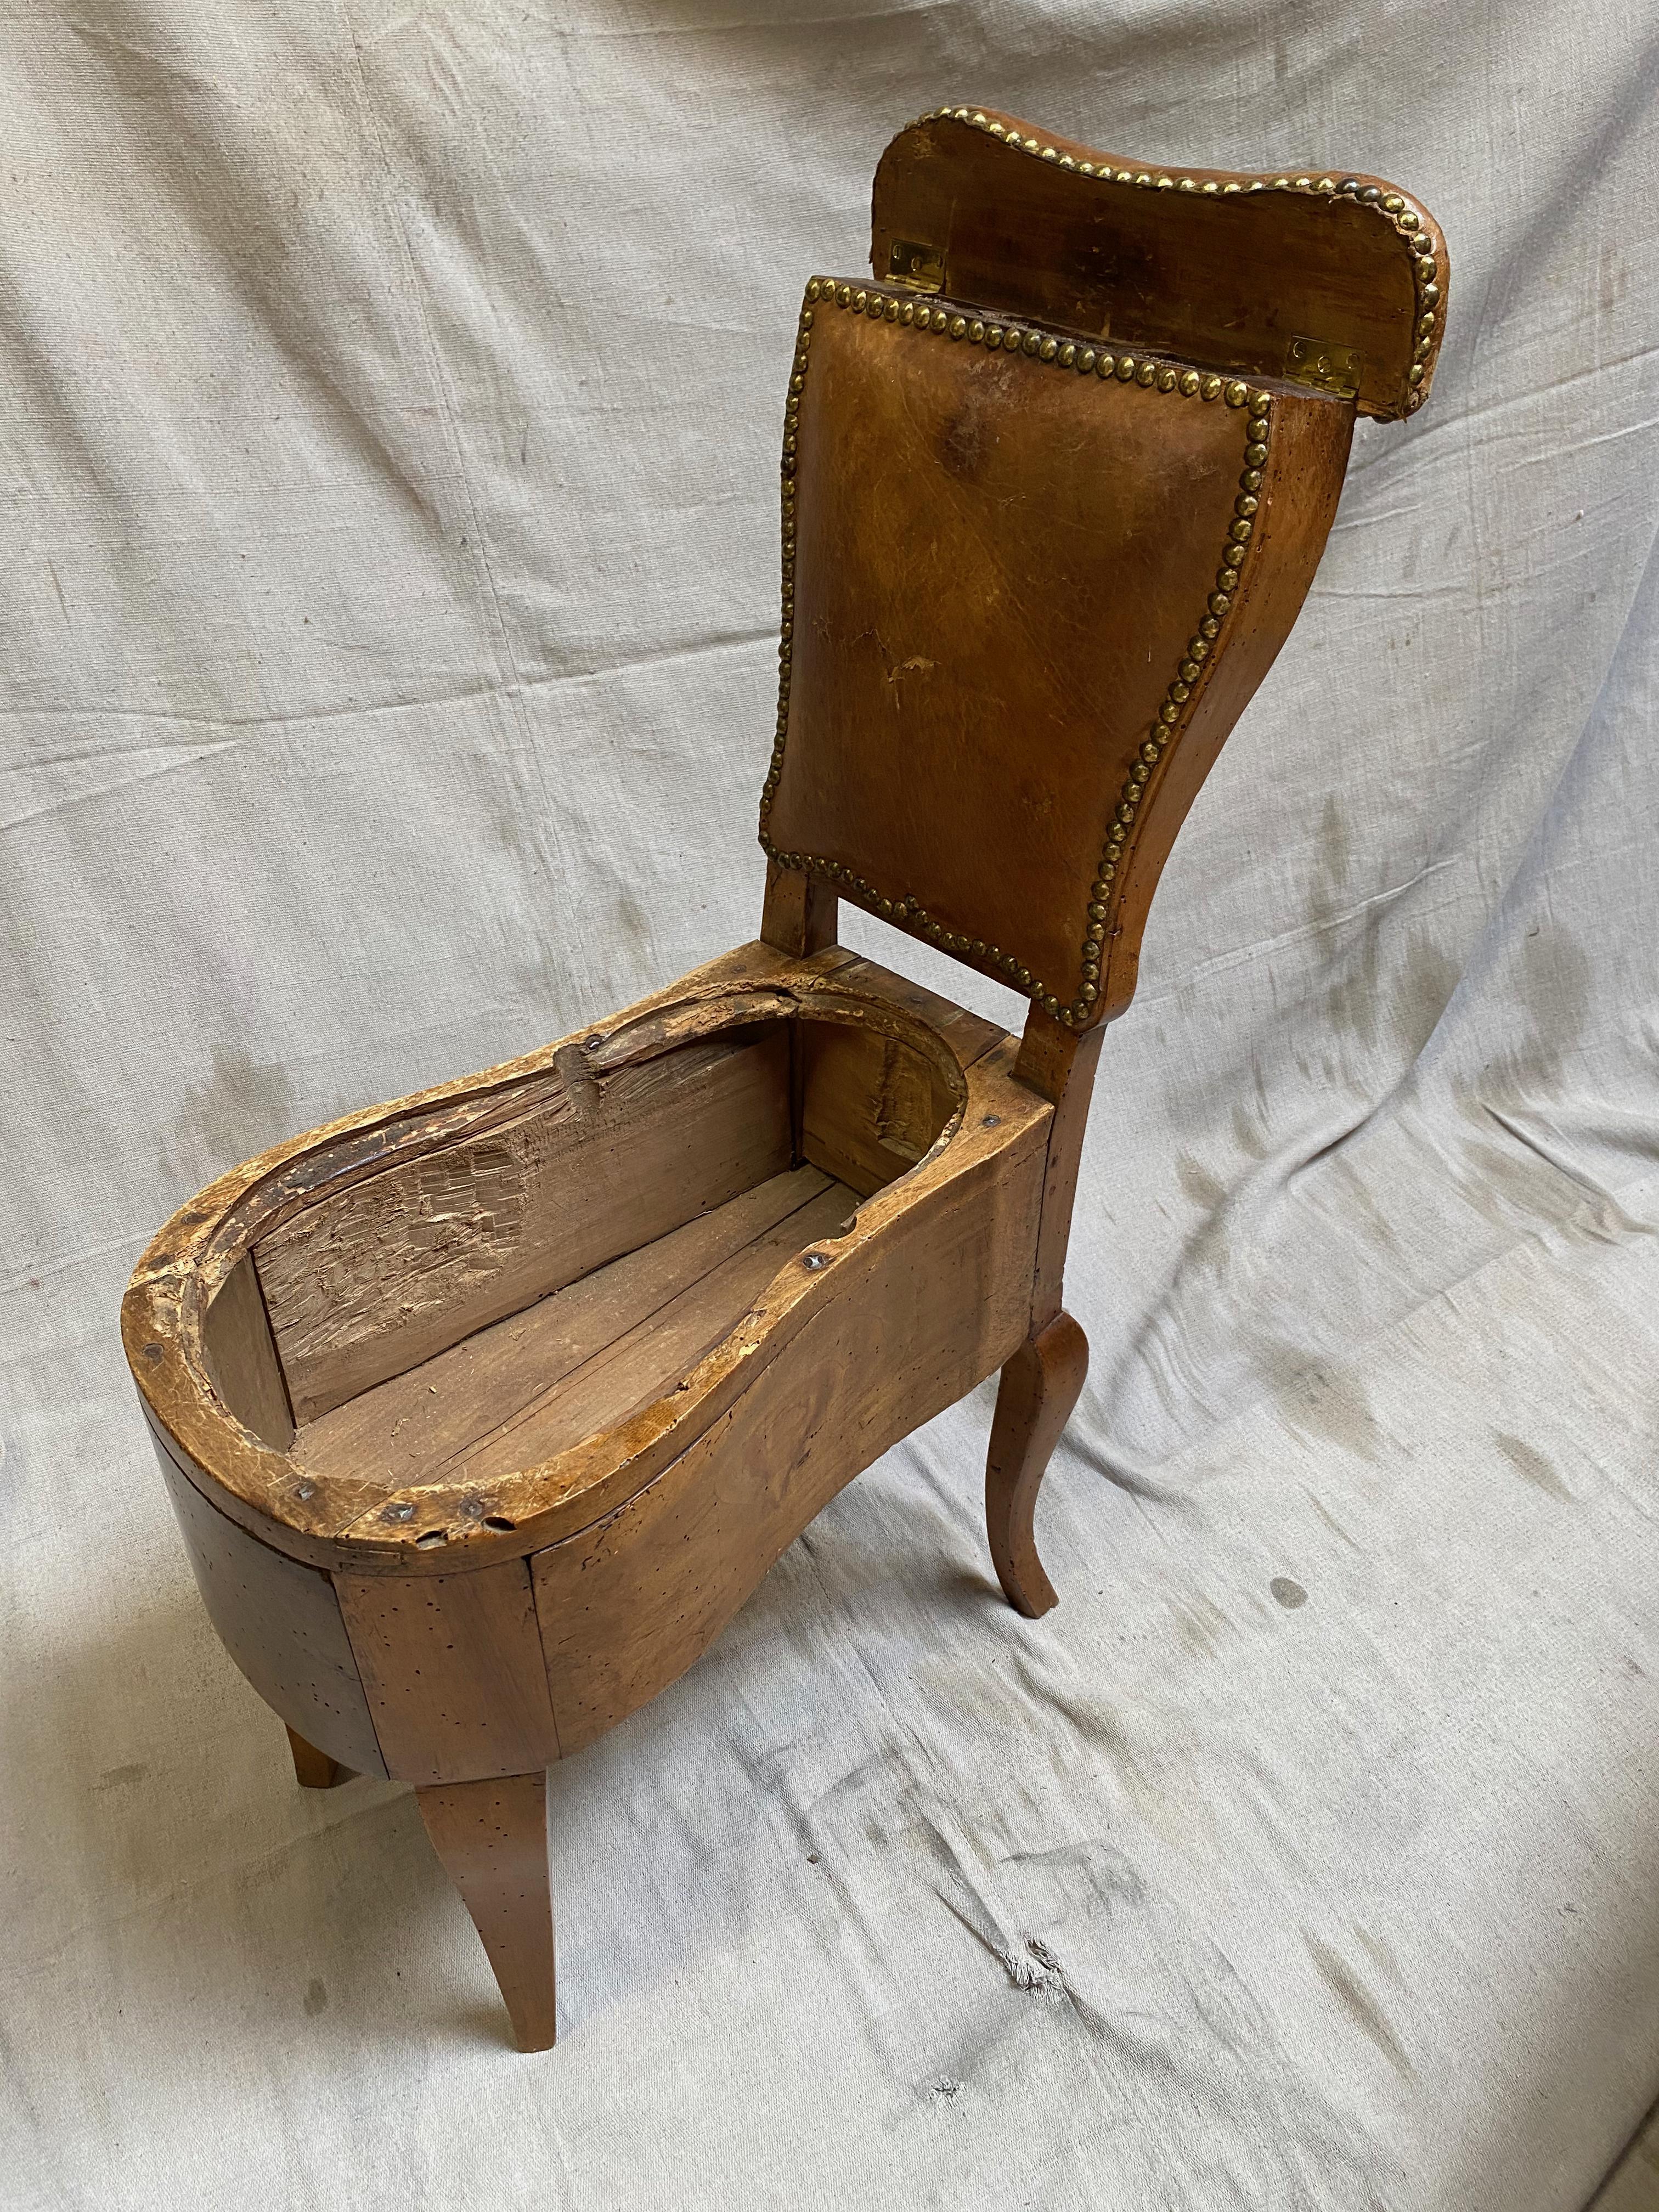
xmin=196 ymin=996 xmax=964 ymax=1504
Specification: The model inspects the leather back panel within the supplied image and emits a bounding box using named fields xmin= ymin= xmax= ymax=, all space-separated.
xmin=761 ymin=279 xmax=1351 ymax=1026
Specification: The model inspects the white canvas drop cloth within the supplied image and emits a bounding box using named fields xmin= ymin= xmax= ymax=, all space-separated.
xmin=4 ymin=3 xmax=1658 ymax=2207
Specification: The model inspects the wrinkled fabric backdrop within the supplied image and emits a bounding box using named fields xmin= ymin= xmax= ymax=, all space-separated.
xmin=4 ymin=1 xmax=1658 ymax=2206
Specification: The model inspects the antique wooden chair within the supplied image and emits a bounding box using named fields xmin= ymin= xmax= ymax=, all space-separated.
xmin=122 ymin=108 xmax=1447 ymax=2050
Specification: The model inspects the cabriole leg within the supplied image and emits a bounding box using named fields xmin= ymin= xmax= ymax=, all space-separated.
xmin=416 ymin=1770 xmax=557 ymax=2052
xmin=984 ymin=1310 xmax=1088 ymax=1619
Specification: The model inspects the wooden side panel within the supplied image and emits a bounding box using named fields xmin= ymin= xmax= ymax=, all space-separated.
xmin=530 ymin=1123 xmax=1046 ymax=1752
xmin=798 ymin=1023 xmax=955 ymax=1198
xmin=201 ymin=1251 xmax=294 ymax=1451
xmin=256 ymin=1028 xmax=793 ymax=1423
xmin=1101 ymin=391 xmax=1356 ymax=1022
xmin=154 ymin=1444 xmax=388 ymax=1778
xmin=335 ymin=1561 xmax=562 ymax=1785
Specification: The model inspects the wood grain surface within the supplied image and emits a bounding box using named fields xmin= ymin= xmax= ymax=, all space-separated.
xmin=200 ymin=1251 xmax=294 ymax=1452
xmin=984 ymin=1310 xmax=1090 ymax=1618
xmin=256 ymin=1028 xmax=793 ymax=1423
xmin=335 ymin=1559 xmax=561 ymax=1785
xmin=531 ymin=1093 xmax=1047 ymax=1751
xmin=154 ymin=1440 xmax=387 ymax=1777
xmin=416 ymin=1771 xmax=557 ymax=2052
xmin=296 ymin=1166 xmax=858 ymax=1496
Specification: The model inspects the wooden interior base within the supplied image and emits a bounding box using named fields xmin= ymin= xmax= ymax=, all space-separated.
xmin=295 ymin=1165 xmax=859 ymax=1497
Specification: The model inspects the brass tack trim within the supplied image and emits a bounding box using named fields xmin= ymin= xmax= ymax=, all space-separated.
xmin=909 ymin=106 xmax=1440 ymax=417
xmin=760 ymin=275 xmax=1272 ymax=1028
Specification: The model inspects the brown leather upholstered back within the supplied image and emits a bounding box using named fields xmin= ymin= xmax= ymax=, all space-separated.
xmin=759 ymin=278 xmax=1355 ymax=1029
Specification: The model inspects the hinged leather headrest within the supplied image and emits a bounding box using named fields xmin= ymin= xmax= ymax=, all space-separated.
xmin=873 ymin=107 xmax=1448 ymax=424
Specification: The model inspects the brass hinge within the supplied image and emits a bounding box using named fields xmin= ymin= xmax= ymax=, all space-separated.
xmin=887 ymin=238 xmax=945 ymax=294
xmin=1284 ymin=335 xmax=1363 ymax=395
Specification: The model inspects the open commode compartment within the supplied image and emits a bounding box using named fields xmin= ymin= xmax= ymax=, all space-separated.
xmin=196 ymin=985 xmax=969 ymax=1511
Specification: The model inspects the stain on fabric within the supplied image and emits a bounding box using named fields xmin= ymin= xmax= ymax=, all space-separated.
xmin=1324 ymin=919 xmax=1385 ymax=1051
xmin=1303 ymin=1933 xmax=1414 ymax=2078
xmin=304 ymin=1977 xmax=329 ymax=2016
xmin=1447 ymin=1128 xmax=1579 ymax=1233
xmin=1307 ymin=797 xmax=1385 ymax=1052
xmin=1168 ymin=1589 xmax=1233 ymax=1657
xmin=1303 ymin=1489 xmax=1362 ymax=1551
xmin=1176 ymin=1152 xmax=1227 ymax=1211
xmin=161 ymin=1046 xmax=301 ymax=1190
xmin=1271 ymin=1577 xmax=1308 ymax=1610
xmin=1454 ymin=932 xmax=1594 ymax=1152
xmin=94 ymin=1763 xmax=149 ymax=1791
xmin=1388 ymin=937 xmax=1460 ymax=1059
xmin=1311 ymin=793 xmax=1351 ymax=921
xmin=1231 ymin=1097 xmax=1271 ymax=1160
xmin=1281 ymin=1362 xmax=1381 ymax=1460
xmin=1493 ymin=1431 xmax=1573 ymax=1500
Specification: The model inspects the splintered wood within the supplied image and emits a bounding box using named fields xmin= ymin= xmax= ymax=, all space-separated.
xmin=253 ymin=1028 xmax=793 ymax=1421
xmin=294 ymin=1164 xmax=859 ymax=1494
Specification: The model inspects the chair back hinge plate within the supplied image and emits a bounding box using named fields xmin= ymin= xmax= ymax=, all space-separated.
xmin=888 ymin=238 xmax=945 ymax=293
xmin=1284 ymin=335 xmax=1364 ymax=395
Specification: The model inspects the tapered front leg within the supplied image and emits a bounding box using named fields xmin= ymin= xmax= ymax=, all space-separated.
xmin=416 ymin=1770 xmax=557 ymax=2052
xmin=984 ymin=1311 xmax=1088 ymax=1619
xmin=286 ymin=1724 xmax=349 ymax=1789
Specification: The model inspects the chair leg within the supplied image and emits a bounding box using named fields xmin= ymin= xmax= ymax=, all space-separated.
xmin=985 ymin=1310 xmax=1088 ymax=1620
xmin=286 ymin=1724 xmax=349 ymax=1789
xmin=416 ymin=1770 xmax=557 ymax=2052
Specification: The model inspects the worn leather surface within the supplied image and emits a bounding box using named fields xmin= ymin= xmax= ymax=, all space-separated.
xmin=763 ymin=285 xmax=1277 ymax=1020
xmin=871 ymin=110 xmax=1447 ymax=423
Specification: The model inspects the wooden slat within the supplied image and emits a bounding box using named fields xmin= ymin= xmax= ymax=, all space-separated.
xmin=200 ymin=1251 xmax=294 ymax=1451
xmin=295 ymin=1166 xmax=856 ymax=1495
xmin=335 ymin=1559 xmax=561 ymax=1785
xmin=255 ymin=1028 xmax=793 ymax=1424
xmin=825 ymin=955 xmax=1007 ymax=1074
xmin=155 ymin=1446 xmax=387 ymax=1777
xmin=799 ymin=1021 xmax=955 ymax=1197
xmin=483 ymin=1176 xmax=856 ymax=1480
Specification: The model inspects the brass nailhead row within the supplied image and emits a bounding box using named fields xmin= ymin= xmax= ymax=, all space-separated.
xmin=758 ymin=279 xmax=1272 ymax=1029
xmin=912 ymin=106 xmax=1441 ymax=413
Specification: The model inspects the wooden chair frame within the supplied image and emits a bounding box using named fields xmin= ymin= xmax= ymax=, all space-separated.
xmin=121 ymin=107 xmax=1446 ymax=2050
